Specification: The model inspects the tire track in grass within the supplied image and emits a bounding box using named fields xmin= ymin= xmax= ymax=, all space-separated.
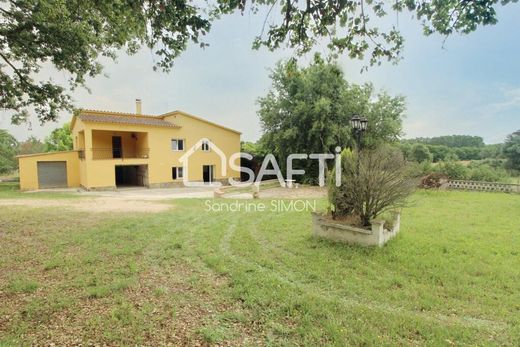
xmin=219 ymin=213 xmax=508 ymax=334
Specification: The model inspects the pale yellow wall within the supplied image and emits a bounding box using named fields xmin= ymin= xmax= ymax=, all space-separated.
xmin=18 ymin=151 xmax=80 ymax=191
xmin=71 ymin=113 xmax=241 ymax=189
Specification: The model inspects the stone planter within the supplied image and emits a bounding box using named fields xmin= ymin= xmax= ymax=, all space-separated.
xmin=311 ymin=211 xmax=401 ymax=247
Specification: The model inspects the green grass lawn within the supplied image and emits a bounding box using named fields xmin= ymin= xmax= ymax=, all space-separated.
xmin=0 ymin=182 xmax=81 ymax=199
xmin=0 ymin=190 xmax=519 ymax=345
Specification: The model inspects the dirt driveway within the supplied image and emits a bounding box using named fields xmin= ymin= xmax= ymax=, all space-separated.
xmin=0 ymin=197 xmax=173 ymax=213
xmin=0 ymin=186 xmax=326 ymax=213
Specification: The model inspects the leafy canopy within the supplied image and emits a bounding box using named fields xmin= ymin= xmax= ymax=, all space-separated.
xmin=0 ymin=0 xmax=210 ymax=124
xmin=44 ymin=123 xmax=73 ymax=152
xmin=0 ymin=129 xmax=18 ymax=173
xmin=257 ymin=55 xmax=405 ymax=182
xmin=503 ymin=130 xmax=520 ymax=171
xmin=0 ymin=0 xmax=516 ymax=124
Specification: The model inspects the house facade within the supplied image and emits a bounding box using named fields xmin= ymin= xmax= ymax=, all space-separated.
xmin=18 ymin=102 xmax=241 ymax=190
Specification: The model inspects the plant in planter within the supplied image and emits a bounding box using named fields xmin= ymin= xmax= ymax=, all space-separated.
xmin=312 ymin=146 xmax=415 ymax=246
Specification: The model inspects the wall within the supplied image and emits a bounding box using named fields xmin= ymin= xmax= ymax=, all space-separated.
xmin=72 ymin=113 xmax=241 ymax=189
xmin=17 ymin=151 xmax=80 ymax=190
xmin=445 ymin=180 xmax=520 ymax=193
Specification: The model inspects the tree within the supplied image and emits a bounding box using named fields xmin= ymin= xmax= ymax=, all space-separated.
xmin=428 ymin=145 xmax=452 ymax=162
xmin=17 ymin=136 xmax=45 ymax=155
xmin=503 ymin=130 xmax=520 ymax=171
xmin=0 ymin=0 xmax=211 ymax=124
xmin=403 ymin=135 xmax=485 ymax=148
xmin=258 ymin=56 xmax=405 ymax=182
xmin=328 ymin=146 xmax=415 ymax=226
xmin=44 ymin=123 xmax=73 ymax=152
xmin=1 ymin=1 xmax=514 ymax=124
xmin=410 ymin=144 xmax=432 ymax=163
xmin=0 ymin=129 xmax=18 ymax=174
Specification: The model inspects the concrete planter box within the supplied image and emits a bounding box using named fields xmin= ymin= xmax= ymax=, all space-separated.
xmin=311 ymin=211 xmax=401 ymax=247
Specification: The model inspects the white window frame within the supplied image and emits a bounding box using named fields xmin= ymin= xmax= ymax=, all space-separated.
xmin=171 ymin=139 xmax=185 ymax=151
xmin=172 ymin=166 xmax=184 ymax=180
xmin=201 ymin=140 xmax=210 ymax=152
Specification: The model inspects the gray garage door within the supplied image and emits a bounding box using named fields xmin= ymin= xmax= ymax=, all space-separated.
xmin=37 ymin=161 xmax=68 ymax=188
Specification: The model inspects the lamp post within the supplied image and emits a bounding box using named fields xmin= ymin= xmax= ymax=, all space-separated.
xmin=350 ymin=115 xmax=368 ymax=150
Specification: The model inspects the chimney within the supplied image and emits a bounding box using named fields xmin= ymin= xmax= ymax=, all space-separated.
xmin=135 ymin=99 xmax=142 ymax=115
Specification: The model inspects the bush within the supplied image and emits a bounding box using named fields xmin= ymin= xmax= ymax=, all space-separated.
xmin=434 ymin=161 xmax=468 ymax=180
xmin=467 ymin=163 xmax=508 ymax=182
xmin=410 ymin=144 xmax=433 ymax=163
xmin=328 ymin=146 xmax=415 ymax=226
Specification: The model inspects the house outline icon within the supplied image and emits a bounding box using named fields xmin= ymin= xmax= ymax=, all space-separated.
xmin=178 ymin=138 xmax=227 ymax=187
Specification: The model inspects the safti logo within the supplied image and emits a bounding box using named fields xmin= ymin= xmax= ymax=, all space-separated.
xmin=179 ymin=138 xmax=343 ymax=187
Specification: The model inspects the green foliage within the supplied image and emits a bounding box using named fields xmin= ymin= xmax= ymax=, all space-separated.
xmin=453 ymin=146 xmax=481 ymax=160
xmin=17 ymin=136 xmax=45 ymax=155
xmin=328 ymin=146 xmax=415 ymax=226
xmin=0 ymin=129 xmax=18 ymax=174
xmin=258 ymin=56 xmax=404 ymax=182
xmin=403 ymin=135 xmax=485 ymax=148
xmin=427 ymin=145 xmax=449 ymax=162
xmin=1 ymin=1 xmax=514 ymax=123
xmin=44 ymin=123 xmax=73 ymax=152
xmin=410 ymin=144 xmax=432 ymax=163
xmin=6 ymin=278 xmax=39 ymax=294
xmin=479 ymin=143 xmax=503 ymax=159
xmin=240 ymin=141 xmax=268 ymax=158
xmin=503 ymin=130 xmax=520 ymax=171
xmin=434 ymin=161 xmax=468 ymax=180
xmin=0 ymin=0 xmax=210 ymax=124
xmin=466 ymin=163 xmax=508 ymax=182
xmin=401 ymin=136 xmax=503 ymax=163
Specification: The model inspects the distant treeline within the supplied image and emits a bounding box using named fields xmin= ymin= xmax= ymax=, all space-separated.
xmin=402 ymin=135 xmax=485 ymax=148
xmin=399 ymin=135 xmax=501 ymax=163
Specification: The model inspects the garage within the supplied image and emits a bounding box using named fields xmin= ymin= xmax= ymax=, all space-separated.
xmin=37 ymin=161 xmax=68 ymax=188
xmin=115 ymin=165 xmax=149 ymax=188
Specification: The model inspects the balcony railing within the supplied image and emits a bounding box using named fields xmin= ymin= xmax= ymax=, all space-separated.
xmin=90 ymin=148 xmax=150 ymax=160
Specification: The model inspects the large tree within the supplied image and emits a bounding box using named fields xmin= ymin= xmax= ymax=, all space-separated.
xmin=17 ymin=135 xmax=44 ymax=154
xmin=503 ymin=130 xmax=520 ymax=171
xmin=0 ymin=129 xmax=18 ymax=173
xmin=0 ymin=0 xmax=515 ymax=124
xmin=258 ymin=55 xmax=404 ymax=182
xmin=43 ymin=123 xmax=73 ymax=152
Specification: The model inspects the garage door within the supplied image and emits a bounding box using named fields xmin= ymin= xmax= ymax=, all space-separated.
xmin=37 ymin=161 xmax=68 ymax=188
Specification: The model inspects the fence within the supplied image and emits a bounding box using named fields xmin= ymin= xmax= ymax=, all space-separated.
xmin=444 ymin=180 xmax=520 ymax=193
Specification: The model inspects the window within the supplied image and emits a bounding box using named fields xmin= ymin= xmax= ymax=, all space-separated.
xmin=171 ymin=139 xmax=184 ymax=151
xmin=172 ymin=166 xmax=184 ymax=180
xmin=201 ymin=140 xmax=210 ymax=152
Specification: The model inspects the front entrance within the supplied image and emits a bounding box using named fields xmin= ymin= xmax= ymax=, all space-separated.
xmin=115 ymin=165 xmax=148 ymax=187
xmin=202 ymin=165 xmax=214 ymax=183
xmin=112 ymin=136 xmax=122 ymax=158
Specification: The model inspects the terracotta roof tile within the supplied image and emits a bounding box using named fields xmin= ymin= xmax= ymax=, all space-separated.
xmin=78 ymin=112 xmax=178 ymax=128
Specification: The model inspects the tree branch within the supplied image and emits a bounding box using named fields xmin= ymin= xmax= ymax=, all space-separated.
xmin=0 ymin=52 xmax=30 ymax=87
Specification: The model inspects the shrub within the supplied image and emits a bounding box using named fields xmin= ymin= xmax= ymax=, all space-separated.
xmin=328 ymin=146 xmax=415 ymax=226
xmin=410 ymin=144 xmax=433 ymax=163
xmin=434 ymin=161 xmax=468 ymax=180
xmin=467 ymin=163 xmax=508 ymax=182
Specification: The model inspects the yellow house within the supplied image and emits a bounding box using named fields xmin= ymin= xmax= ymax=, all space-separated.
xmin=18 ymin=101 xmax=241 ymax=190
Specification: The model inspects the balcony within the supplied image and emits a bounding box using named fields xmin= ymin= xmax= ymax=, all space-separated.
xmin=90 ymin=148 xmax=150 ymax=160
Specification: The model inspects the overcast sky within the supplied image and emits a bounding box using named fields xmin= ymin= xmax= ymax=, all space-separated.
xmin=1 ymin=5 xmax=519 ymax=144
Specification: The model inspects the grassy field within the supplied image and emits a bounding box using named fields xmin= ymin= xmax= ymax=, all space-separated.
xmin=0 ymin=186 xmax=519 ymax=345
